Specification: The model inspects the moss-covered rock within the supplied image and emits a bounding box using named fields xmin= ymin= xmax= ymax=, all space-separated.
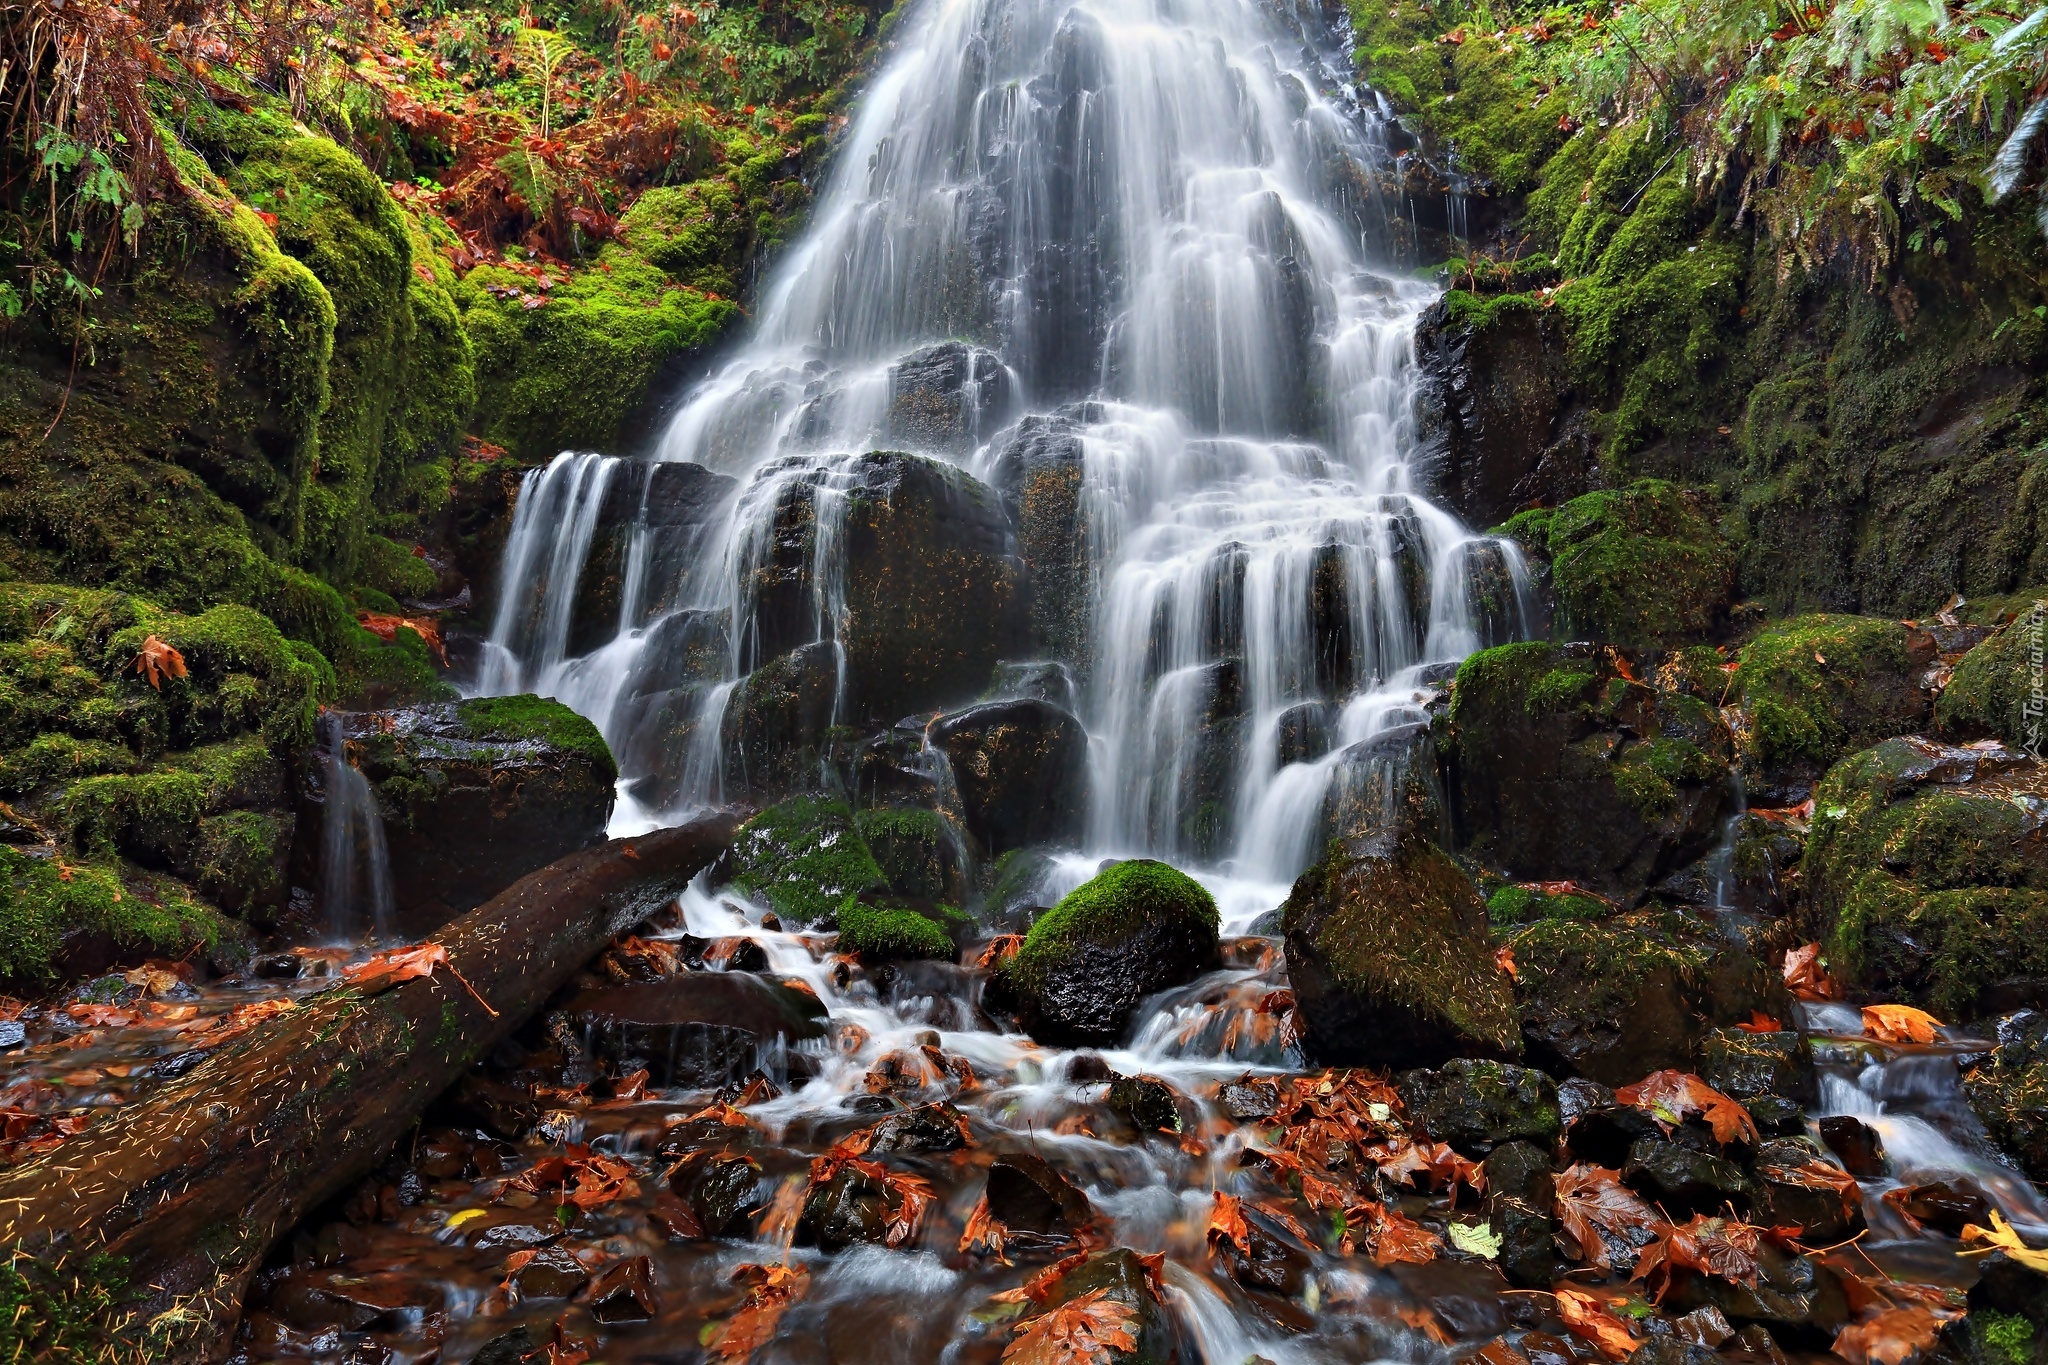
xmin=1003 ymin=859 xmax=1220 ymax=1046
xmin=1505 ymin=906 xmax=1795 ymax=1086
xmin=853 ymin=806 xmax=960 ymax=902
xmin=0 ymin=844 xmax=234 ymax=985
xmin=835 ymin=894 xmax=967 ymax=962
xmin=722 ymin=795 xmax=886 ymax=928
xmin=1731 ymin=614 xmax=1934 ymax=796
xmin=1963 ymin=1013 xmax=2048 ymax=1183
xmin=1448 ymin=641 xmax=1733 ymax=900
xmin=1939 ymin=602 xmax=2046 ymax=752
xmin=1282 ymin=833 xmax=1519 ymax=1068
xmin=1806 ymin=738 xmax=2048 ymax=1017
xmin=1499 ymin=481 xmax=1734 ymax=646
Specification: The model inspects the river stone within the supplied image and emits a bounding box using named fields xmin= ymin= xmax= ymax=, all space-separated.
xmin=1805 ymin=738 xmax=2048 ymax=1018
xmin=562 ymin=973 xmax=827 ymax=1088
xmin=984 ymin=1152 xmax=1094 ymax=1235
xmin=670 ymin=1151 xmax=765 ymax=1235
xmin=510 ymin=1245 xmax=589 ymax=1299
xmin=999 ymin=859 xmax=1221 ymax=1046
xmin=1030 ymin=1249 xmax=1182 ymax=1365
xmin=798 ymin=1163 xmax=888 ymax=1251
xmin=1817 ymin=1115 xmax=1889 ymax=1179
xmin=1621 ymin=1137 xmax=1754 ymax=1216
xmin=720 ymin=796 xmax=886 ymax=927
xmin=1282 ymin=833 xmax=1519 ymax=1070
xmin=1483 ymin=1141 xmax=1559 ymax=1288
xmin=1700 ymin=1028 xmax=1817 ymax=1104
xmin=1662 ymin=1241 xmax=1849 ymax=1343
xmin=867 ymin=1102 xmax=969 ymax=1153
xmin=1447 ymin=641 xmax=1734 ymax=903
xmin=1752 ymin=1140 xmax=1863 ymax=1244
xmin=1396 ymin=1059 xmax=1561 ymax=1156
xmin=887 ymin=342 xmax=1013 ymax=454
xmin=1106 ymin=1074 xmax=1189 ymax=1135
xmin=930 ymin=698 xmax=1088 ymax=854
xmin=309 ymin=696 xmax=615 ymax=937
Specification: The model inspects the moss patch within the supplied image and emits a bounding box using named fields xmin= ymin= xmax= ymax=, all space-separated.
xmin=854 ymin=806 xmax=954 ymax=900
xmin=1938 ymin=604 xmax=2046 ymax=751
xmin=1734 ymin=614 xmax=1927 ymax=771
xmin=836 ymin=895 xmax=961 ymax=962
xmin=1502 ymin=481 xmax=1734 ymax=645
xmin=725 ymin=796 xmax=886 ymax=928
xmin=1011 ymin=859 xmax=1218 ymax=994
xmin=0 ymin=845 xmax=231 ymax=982
xmin=455 ymin=694 xmax=616 ymax=776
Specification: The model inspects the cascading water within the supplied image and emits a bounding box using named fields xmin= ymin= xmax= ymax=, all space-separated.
xmin=478 ymin=0 xmax=1529 ymax=884
xmin=316 ymin=711 xmax=395 ymax=942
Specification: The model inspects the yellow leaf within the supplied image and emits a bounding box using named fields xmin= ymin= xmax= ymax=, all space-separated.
xmin=444 ymin=1208 xmax=489 ymax=1231
xmin=1961 ymin=1210 xmax=2048 ymax=1275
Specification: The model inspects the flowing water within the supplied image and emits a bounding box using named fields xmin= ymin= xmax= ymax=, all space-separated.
xmin=475 ymin=0 xmax=1531 ymax=892
xmin=317 ymin=711 xmax=396 ymax=943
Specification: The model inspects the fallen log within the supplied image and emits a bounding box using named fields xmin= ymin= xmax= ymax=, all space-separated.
xmin=0 ymin=812 xmax=738 ymax=1359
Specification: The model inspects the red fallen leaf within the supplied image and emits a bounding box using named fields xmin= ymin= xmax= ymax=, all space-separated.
xmin=1553 ymin=1164 xmax=1669 ymax=1271
xmin=133 ymin=634 xmax=189 ymax=690
xmin=1495 ymin=945 xmax=1518 ymax=981
xmin=357 ymin=611 xmax=449 ymax=666
xmin=977 ymin=934 xmax=1025 ymax=969
xmin=1784 ymin=943 xmax=1842 ymax=1001
xmin=880 ymin=1167 xmax=936 ymax=1248
xmin=961 ymin=1193 xmax=1010 ymax=1263
xmin=1834 ymin=1306 xmax=1949 ymax=1365
xmin=1003 ymin=1287 xmax=1140 ymax=1364
xmin=1207 ymin=1191 xmax=1250 ymax=1253
xmin=66 ymin=1004 xmax=141 ymax=1028
xmin=1554 ymin=1287 xmax=1639 ymax=1360
xmin=1338 ymin=1199 xmax=1441 ymax=1265
xmin=1614 ymin=1070 xmax=1757 ymax=1146
xmin=989 ymin=1252 xmax=1094 ymax=1307
xmin=1632 ymin=1213 xmax=1771 ymax=1301
xmin=708 ymin=1263 xmax=809 ymax=1362
xmin=1863 ymin=1004 xmax=1942 ymax=1045
xmin=1736 ymin=1011 xmax=1783 ymax=1033
xmin=342 ymin=942 xmax=498 ymax=1016
xmin=649 ymin=1189 xmax=705 ymax=1240
xmin=1370 ymin=1137 xmax=1485 ymax=1198
xmin=1251 ymin=1199 xmax=1315 ymax=1247
xmin=610 ymin=1068 xmax=651 ymax=1102
xmin=1755 ymin=1150 xmax=1859 ymax=1225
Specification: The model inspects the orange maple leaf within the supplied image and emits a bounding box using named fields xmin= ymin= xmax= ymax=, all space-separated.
xmin=1784 ymin=942 xmax=1842 ymax=1000
xmin=708 ymin=1263 xmax=809 ymax=1361
xmin=961 ymin=1193 xmax=1010 ymax=1263
xmin=1614 ymin=1070 xmax=1757 ymax=1146
xmin=1862 ymin=1004 xmax=1942 ymax=1045
xmin=133 ymin=635 xmax=189 ymax=690
xmin=1554 ymin=1288 xmax=1639 ymax=1360
xmin=1002 ymin=1288 xmax=1141 ymax=1365
xmin=1207 ymin=1191 xmax=1250 ymax=1253
xmin=1735 ymin=1010 xmax=1783 ymax=1033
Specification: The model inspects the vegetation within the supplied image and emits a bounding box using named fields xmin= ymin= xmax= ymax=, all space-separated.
xmin=1009 ymin=859 xmax=1218 ymax=991
xmin=1732 ymin=613 xmax=1925 ymax=767
xmin=835 ymin=895 xmax=965 ymax=961
xmin=1500 ymin=481 xmax=1734 ymax=643
xmin=725 ymin=796 xmax=886 ymax=926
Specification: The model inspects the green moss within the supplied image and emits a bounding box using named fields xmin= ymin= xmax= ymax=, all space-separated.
xmin=836 ymin=895 xmax=957 ymax=962
xmin=1012 ymin=860 xmax=1218 ymax=993
xmin=1938 ymin=605 xmax=2044 ymax=750
xmin=455 ymin=694 xmax=616 ymax=776
xmin=0 ymin=845 xmax=230 ymax=982
xmin=0 ymin=1248 xmax=135 ymax=1361
xmin=620 ymin=180 xmax=750 ymax=290
xmin=1506 ymin=911 xmax=1710 ymax=1023
xmin=1981 ymin=1311 xmax=2036 ymax=1365
xmin=853 ymin=807 xmax=954 ymax=900
xmin=1486 ymin=883 xmax=1607 ymax=926
xmin=356 ymin=534 xmax=438 ymax=601
xmin=1613 ymin=736 xmax=1720 ymax=820
xmin=1517 ymin=481 xmax=1734 ymax=645
xmin=1734 ymin=614 xmax=1922 ymax=769
xmin=726 ymin=796 xmax=886 ymax=927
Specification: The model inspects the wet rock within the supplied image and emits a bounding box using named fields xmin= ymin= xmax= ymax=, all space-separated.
xmin=561 ymin=973 xmax=828 ymax=1088
xmin=1805 ymin=738 xmax=2048 ymax=1017
xmin=866 ymin=1101 xmax=969 ymax=1153
xmin=984 ymin=1152 xmax=1094 ymax=1236
xmin=1662 ymin=1241 xmax=1849 ymax=1344
xmin=1939 ymin=610 xmax=2043 ymax=752
xmin=999 ymin=859 xmax=1221 ymax=1046
xmin=1506 ymin=907 xmax=1796 ymax=1087
xmin=1214 ymin=1206 xmax=1313 ymax=1300
xmin=1320 ymin=722 xmax=1449 ymax=849
xmin=586 ymin=1256 xmax=659 ymax=1324
xmin=1219 ymin=1075 xmax=1281 ymax=1120
xmin=0 ymin=1020 xmax=25 ymax=1051
xmin=1658 ymin=810 xmax=1807 ymax=917
xmin=1283 ymin=833 xmax=1519 ymax=1069
xmin=1028 ymin=1249 xmax=1182 ymax=1364
xmin=1893 ymin=1180 xmax=1990 ymax=1236
xmin=986 ymin=660 xmax=1081 ymax=712
xmin=472 ymin=1326 xmax=539 ymax=1365
xmin=930 ymin=699 xmax=1088 ymax=854
xmin=306 ymin=697 xmax=615 ymax=937
xmin=1274 ymin=700 xmax=1337 ymax=766
xmin=1964 ymin=1010 xmax=2048 ymax=1181
xmin=719 ymin=641 xmax=843 ymax=802
xmin=1561 ymin=1098 xmax=1669 ymax=1168
xmin=720 ymin=796 xmax=886 ymax=927
xmin=1106 ymin=1074 xmax=1189 ymax=1134
xmin=1952 ymin=1250 xmax=2048 ymax=1363
xmin=799 ymin=1163 xmax=888 ymax=1250
xmin=510 ymin=1245 xmax=589 ymax=1299
xmin=1700 ymin=1028 xmax=1817 ymax=1105
xmin=1621 ymin=1137 xmax=1754 ymax=1216
xmin=1483 ymin=1141 xmax=1558 ymax=1288
xmin=988 ymin=411 xmax=1091 ymax=666
xmin=887 ymin=342 xmax=1013 ymax=455
xmin=1451 ymin=642 xmax=1737 ymax=903
xmin=854 ymin=807 xmax=962 ymax=902
xmin=669 ymin=1151 xmax=765 ymax=1236
xmin=567 ymin=460 xmax=735 ymax=655
xmin=1817 ymin=1115 xmax=1889 ymax=1179
xmin=1744 ymin=1096 xmax=1808 ymax=1139
xmin=1625 ymin=1340 xmax=1722 ymax=1365
xmin=1397 ymin=1058 xmax=1561 ymax=1157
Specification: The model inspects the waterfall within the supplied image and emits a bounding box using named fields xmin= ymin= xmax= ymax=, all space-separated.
xmin=317 ymin=712 xmax=394 ymax=943
xmin=478 ymin=0 xmax=1529 ymax=882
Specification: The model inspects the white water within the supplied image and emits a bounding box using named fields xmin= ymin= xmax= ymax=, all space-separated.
xmin=477 ymin=0 xmax=1528 ymax=888
xmin=317 ymin=712 xmax=394 ymax=942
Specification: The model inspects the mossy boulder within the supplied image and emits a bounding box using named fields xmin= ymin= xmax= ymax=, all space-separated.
xmin=1504 ymin=906 xmax=1796 ymax=1086
xmin=1806 ymin=738 xmax=2048 ymax=1018
xmin=853 ymin=807 xmax=961 ymax=902
xmin=1397 ymin=1059 xmax=1562 ymax=1157
xmin=1498 ymin=481 xmax=1734 ymax=646
xmin=721 ymin=796 xmax=886 ymax=928
xmin=0 ymin=845 xmax=236 ymax=987
xmin=1963 ymin=1012 xmax=2048 ymax=1183
xmin=929 ymin=698 xmax=1088 ymax=855
xmin=617 ymin=180 xmax=750 ymax=290
xmin=835 ymin=894 xmax=968 ymax=962
xmin=1731 ymin=614 xmax=1935 ymax=799
xmin=1939 ymin=602 xmax=2045 ymax=753
xmin=1448 ymin=641 xmax=1734 ymax=901
xmin=311 ymin=695 xmax=617 ymax=936
xmin=1002 ymin=860 xmax=1221 ymax=1046
xmin=1282 ymin=833 xmax=1520 ymax=1069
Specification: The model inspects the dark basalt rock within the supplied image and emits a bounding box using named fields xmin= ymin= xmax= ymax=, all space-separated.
xmin=1483 ymin=1141 xmax=1559 ymax=1288
xmin=798 ymin=1163 xmax=888 ymax=1250
xmin=1818 ymin=1115 xmax=1889 ymax=1180
xmin=930 ymin=698 xmax=1088 ymax=854
xmin=561 ymin=972 xmax=828 ymax=1088
xmin=1661 ymin=1242 xmax=1850 ymax=1344
xmin=1106 ymin=1074 xmax=1189 ymax=1134
xmin=984 ymin=1152 xmax=1094 ymax=1235
xmin=1213 ymin=1206 xmax=1313 ymax=1300
xmin=670 ymin=1151 xmax=765 ymax=1236
xmin=302 ymin=696 xmax=615 ymax=937
xmin=1621 ymin=1137 xmax=1754 ymax=1216
xmin=988 ymin=411 xmax=1091 ymax=667
xmin=586 ymin=1256 xmax=659 ymax=1324
xmin=1397 ymin=1059 xmax=1562 ymax=1157
xmin=510 ymin=1245 xmax=589 ymax=1299
xmin=1321 ymin=722 xmax=1449 ymax=850
xmin=566 ymin=459 xmax=736 ymax=656
xmin=1449 ymin=641 xmax=1736 ymax=903
xmin=986 ymin=660 xmax=1081 ymax=712
xmin=1752 ymin=1140 xmax=1863 ymax=1243
xmin=887 ymin=342 xmax=1014 ymax=454
xmin=719 ymin=642 xmax=843 ymax=802
xmin=1700 ymin=1028 xmax=1818 ymax=1105
xmin=866 ymin=1101 xmax=969 ymax=1153
xmin=1282 ymin=833 xmax=1520 ymax=1070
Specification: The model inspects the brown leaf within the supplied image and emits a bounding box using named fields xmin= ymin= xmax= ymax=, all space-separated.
xmin=1341 ymin=1200 xmax=1441 ymax=1265
xmin=1002 ymin=1288 xmax=1141 ymax=1365
xmin=1735 ymin=1011 xmax=1783 ymax=1033
xmin=881 ymin=1167 xmax=936 ymax=1248
xmin=1784 ymin=943 xmax=1842 ymax=1001
xmin=133 ymin=634 xmax=188 ymax=690
xmin=1613 ymin=1070 xmax=1757 ymax=1146
xmin=1632 ymin=1214 xmax=1764 ymax=1301
xmin=1207 ymin=1191 xmax=1250 ymax=1253
xmin=1554 ymin=1288 xmax=1639 ymax=1360
xmin=342 ymin=942 xmax=498 ymax=1016
xmin=1862 ymin=1004 xmax=1942 ymax=1045
xmin=708 ymin=1263 xmax=810 ymax=1362
xmin=1833 ymin=1306 xmax=1947 ymax=1365
xmin=1553 ymin=1164 xmax=1669 ymax=1271
xmin=961 ymin=1193 xmax=1010 ymax=1263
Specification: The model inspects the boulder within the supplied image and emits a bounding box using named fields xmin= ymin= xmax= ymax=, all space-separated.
xmin=929 ymin=699 xmax=1089 ymax=854
xmin=1751 ymin=1139 xmax=1863 ymax=1244
xmin=999 ymin=859 xmax=1221 ymax=1046
xmin=1282 ymin=834 xmax=1520 ymax=1069
xmin=720 ymin=796 xmax=885 ymax=927
xmin=1621 ymin=1137 xmax=1754 ymax=1215
xmin=1482 ymin=1141 xmax=1559 ymax=1288
xmin=986 ymin=660 xmax=1080 ymax=713
xmin=1817 ymin=1116 xmax=1889 ymax=1180
xmin=719 ymin=641 xmax=841 ymax=801
xmin=983 ymin=1152 xmax=1095 ymax=1236
xmin=1939 ymin=603 xmax=2046 ymax=752
xmin=1397 ymin=1058 xmax=1562 ymax=1157
xmin=738 ymin=451 xmax=1027 ymax=723
xmin=1012 ymin=1250 xmax=1181 ymax=1365
xmin=1448 ymin=641 xmax=1734 ymax=902
xmin=559 ymin=973 xmax=828 ymax=1088
xmin=836 ymin=895 xmax=967 ymax=963
xmin=1806 ymin=738 xmax=2048 ymax=1017
xmin=305 ymin=696 xmax=616 ymax=937
xmin=988 ymin=411 xmax=1091 ymax=666
xmin=798 ymin=1162 xmax=888 ymax=1251
xmin=1699 ymin=1028 xmax=1816 ymax=1105
xmin=1412 ymin=292 xmax=1573 ymax=532
xmin=1656 ymin=808 xmax=1807 ymax=917
xmin=1320 ymin=721 xmax=1449 ymax=849
xmin=1964 ymin=1010 xmax=2048 ymax=1182
xmin=1504 ymin=907 xmax=1797 ymax=1087
xmin=1730 ymin=615 xmax=1937 ymax=801
xmin=567 ymin=460 xmax=735 ymax=656
xmin=886 ymin=342 xmax=1014 ymax=454
xmin=604 ymin=608 xmax=730 ymax=812
xmin=852 ymin=807 xmax=963 ymax=901
xmin=1494 ymin=480 xmax=1735 ymax=647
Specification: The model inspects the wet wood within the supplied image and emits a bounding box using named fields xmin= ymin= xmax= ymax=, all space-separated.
xmin=0 ymin=813 xmax=738 ymax=1359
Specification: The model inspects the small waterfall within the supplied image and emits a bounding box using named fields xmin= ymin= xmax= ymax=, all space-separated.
xmin=473 ymin=0 xmax=1531 ymax=885
xmin=317 ymin=713 xmax=393 ymax=943
xmin=1706 ymin=767 xmax=1748 ymax=908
